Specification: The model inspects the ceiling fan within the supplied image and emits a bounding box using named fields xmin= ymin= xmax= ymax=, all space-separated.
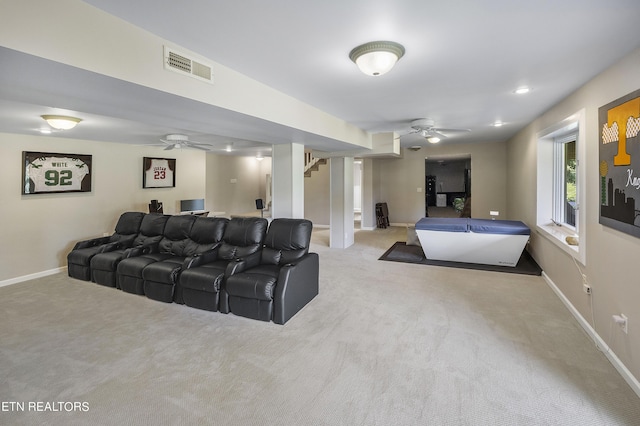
xmin=158 ymin=134 xmax=213 ymax=151
xmin=404 ymin=119 xmax=470 ymax=143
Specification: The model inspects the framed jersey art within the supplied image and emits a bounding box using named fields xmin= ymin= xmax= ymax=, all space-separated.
xmin=143 ymin=157 xmax=176 ymax=188
xmin=599 ymin=88 xmax=640 ymax=238
xmin=22 ymin=151 xmax=92 ymax=195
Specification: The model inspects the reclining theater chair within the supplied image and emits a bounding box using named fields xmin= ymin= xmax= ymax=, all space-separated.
xmin=221 ymin=218 xmax=318 ymax=324
xmin=141 ymin=216 xmax=228 ymax=303
xmin=90 ymin=213 xmax=169 ymax=287
xmin=116 ymin=215 xmax=197 ymax=296
xmin=67 ymin=212 xmax=145 ymax=281
xmin=179 ymin=217 xmax=268 ymax=312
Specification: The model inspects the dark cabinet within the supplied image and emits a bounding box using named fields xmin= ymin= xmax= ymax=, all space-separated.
xmin=426 ymin=175 xmax=437 ymax=207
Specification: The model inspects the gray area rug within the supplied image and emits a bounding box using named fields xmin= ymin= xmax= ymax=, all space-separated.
xmin=1 ymin=227 xmax=638 ymax=425
xmin=380 ymin=241 xmax=543 ymax=276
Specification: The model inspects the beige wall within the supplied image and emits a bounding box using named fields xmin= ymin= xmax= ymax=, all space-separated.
xmin=374 ymin=141 xmax=507 ymax=224
xmin=507 ymin=48 xmax=640 ymax=381
xmin=0 ymin=133 xmax=206 ymax=282
xmin=205 ymin=155 xmax=271 ymax=216
xmin=304 ymin=161 xmax=330 ymax=226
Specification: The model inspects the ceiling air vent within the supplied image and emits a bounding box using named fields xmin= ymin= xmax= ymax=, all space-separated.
xmin=163 ymin=46 xmax=213 ymax=84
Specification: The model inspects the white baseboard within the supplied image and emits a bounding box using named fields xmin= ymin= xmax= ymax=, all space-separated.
xmin=0 ymin=267 xmax=66 ymax=288
xmin=542 ymin=272 xmax=640 ymax=398
xmin=390 ymin=222 xmax=412 ymax=227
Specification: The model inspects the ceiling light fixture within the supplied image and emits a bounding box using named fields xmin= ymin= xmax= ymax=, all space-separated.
xmin=349 ymin=41 xmax=405 ymax=76
xmin=514 ymin=86 xmax=530 ymax=95
xmin=255 ymin=155 xmax=264 ymax=161
xmin=427 ymin=136 xmax=441 ymax=144
xmin=493 ymin=120 xmax=504 ymax=127
xmin=41 ymin=115 xmax=82 ymax=130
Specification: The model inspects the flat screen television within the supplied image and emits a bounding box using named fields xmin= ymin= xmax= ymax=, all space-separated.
xmin=180 ymin=198 xmax=205 ymax=212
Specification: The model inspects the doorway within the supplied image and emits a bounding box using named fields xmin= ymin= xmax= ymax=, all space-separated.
xmin=354 ymin=159 xmax=362 ymax=228
xmin=425 ymin=155 xmax=471 ymax=218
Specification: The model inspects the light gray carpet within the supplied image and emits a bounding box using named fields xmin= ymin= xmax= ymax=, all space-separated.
xmin=1 ymin=227 xmax=639 ymax=425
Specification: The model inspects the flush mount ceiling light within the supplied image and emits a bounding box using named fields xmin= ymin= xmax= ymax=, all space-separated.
xmin=427 ymin=136 xmax=441 ymax=144
xmin=349 ymin=41 xmax=405 ymax=76
xmin=514 ymin=86 xmax=530 ymax=95
xmin=41 ymin=115 xmax=82 ymax=130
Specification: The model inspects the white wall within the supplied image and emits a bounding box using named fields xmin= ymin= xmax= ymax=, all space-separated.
xmin=507 ymin=48 xmax=640 ymax=384
xmin=0 ymin=0 xmax=370 ymax=149
xmin=0 ymin=133 xmax=206 ymax=283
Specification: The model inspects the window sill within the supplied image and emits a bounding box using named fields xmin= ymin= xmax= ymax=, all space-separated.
xmin=536 ymin=222 xmax=583 ymax=264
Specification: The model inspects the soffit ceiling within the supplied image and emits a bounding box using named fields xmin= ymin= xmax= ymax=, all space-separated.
xmin=2 ymin=0 xmax=640 ymax=155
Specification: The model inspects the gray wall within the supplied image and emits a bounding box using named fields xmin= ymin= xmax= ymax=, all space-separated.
xmin=507 ymin=48 xmax=640 ymax=381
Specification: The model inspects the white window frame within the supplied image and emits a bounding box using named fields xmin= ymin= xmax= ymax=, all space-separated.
xmin=536 ymin=109 xmax=586 ymax=265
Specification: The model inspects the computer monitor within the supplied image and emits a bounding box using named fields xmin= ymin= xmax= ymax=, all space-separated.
xmin=180 ymin=198 xmax=205 ymax=212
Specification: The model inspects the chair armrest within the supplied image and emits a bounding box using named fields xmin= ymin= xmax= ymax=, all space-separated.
xmin=99 ymin=241 xmax=121 ymax=253
xmin=73 ymin=236 xmax=111 ymax=250
xmin=182 ymin=245 xmax=221 ymax=269
xmin=225 ymin=251 xmax=262 ymax=276
xmin=123 ymin=241 xmax=159 ymax=259
xmin=273 ymin=253 xmax=319 ymax=325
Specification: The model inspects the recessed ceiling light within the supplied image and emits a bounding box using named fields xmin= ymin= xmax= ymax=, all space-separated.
xmin=514 ymin=86 xmax=530 ymax=95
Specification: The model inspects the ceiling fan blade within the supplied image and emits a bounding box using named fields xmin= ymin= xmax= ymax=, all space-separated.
xmin=433 ymin=127 xmax=471 ymax=133
xmin=164 ymin=145 xmax=175 ymax=150
xmin=430 ymin=131 xmax=448 ymax=139
xmin=190 ymin=144 xmax=210 ymax=151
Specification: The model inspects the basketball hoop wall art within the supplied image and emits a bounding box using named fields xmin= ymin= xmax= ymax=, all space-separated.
xmin=599 ymin=88 xmax=640 ymax=238
xmin=22 ymin=151 xmax=92 ymax=195
xmin=143 ymin=157 xmax=176 ymax=188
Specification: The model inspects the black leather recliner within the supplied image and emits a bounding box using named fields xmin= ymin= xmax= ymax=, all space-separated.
xmin=116 ymin=215 xmax=197 ymax=296
xmin=67 ymin=212 xmax=145 ymax=281
xmin=179 ymin=217 xmax=268 ymax=312
xmin=142 ymin=216 xmax=229 ymax=303
xmin=90 ymin=213 xmax=169 ymax=287
xmin=221 ymin=218 xmax=318 ymax=324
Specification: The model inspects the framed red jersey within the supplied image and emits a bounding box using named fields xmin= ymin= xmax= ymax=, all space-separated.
xmin=143 ymin=157 xmax=176 ymax=188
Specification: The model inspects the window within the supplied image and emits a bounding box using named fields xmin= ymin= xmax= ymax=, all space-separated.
xmin=553 ymin=133 xmax=577 ymax=228
xmin=537 ymin=109 xmax=586 ymax=265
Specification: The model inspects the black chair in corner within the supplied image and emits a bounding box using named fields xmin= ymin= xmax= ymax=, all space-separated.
xmin=67 ymin=212 xmax=145 ymax=281
xmin=221 ymin=218 xmax=318 ymax=324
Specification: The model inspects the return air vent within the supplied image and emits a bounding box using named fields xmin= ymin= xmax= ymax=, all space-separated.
xmin=163 ymin=46 xmax=213 ymax=84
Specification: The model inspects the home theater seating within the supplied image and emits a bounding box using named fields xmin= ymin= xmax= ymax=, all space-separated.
xmin=67 ymin=212 xmax=319 ymax=324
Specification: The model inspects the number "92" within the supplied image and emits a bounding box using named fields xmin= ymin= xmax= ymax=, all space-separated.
xmin=45 ymin=170 xmax=72 ymax=186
